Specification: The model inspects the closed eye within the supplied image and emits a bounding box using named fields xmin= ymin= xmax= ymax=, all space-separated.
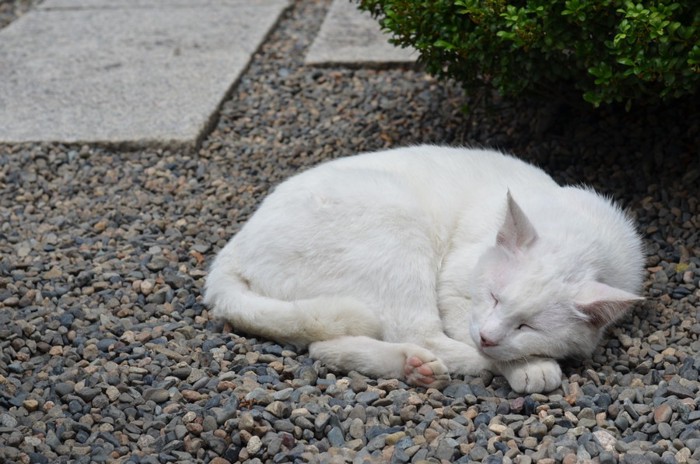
xmin=490 ymin=292 xmax=499 ymax=307
xmin=517 ymin=323 xmax=534 ymax=331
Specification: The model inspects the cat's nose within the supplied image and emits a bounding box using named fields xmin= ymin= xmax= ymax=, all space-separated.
xmin=480 ymin=332 xmax=498 ymax=348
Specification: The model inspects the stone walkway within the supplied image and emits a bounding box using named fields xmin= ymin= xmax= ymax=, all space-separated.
xmin=0 ymin=0 xmax=414 ymax=148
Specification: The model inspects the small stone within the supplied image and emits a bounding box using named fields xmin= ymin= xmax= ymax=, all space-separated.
xmin=444 ymin=383 xmax=472 ymax=399
xmin=213 ymin=405 xmax=239 ymax=425
xmin=658 ymin=422 xmax=673 ymax=439
xmin=349 ymin=418 xmax=364 ymax=439
xmin=96 ymin=338 xmax=117 ymax=351
xmin=273 ymin=388 xmax=293 ymax=401
xmin=245 ymin=388 xmax=273 ymax=405
xmin=139 ymin=279 xmax=155 ymax=295
xmin=2 ymin=296 xmax=19 ymax=306
xmin=529 ymin=422 xmax=548 ymax=439
xmin=55 ymin=382 xmax=74 ymax=397
xmin=469 ymin=447 xmax=489 ymax=461
xmin=137 ymin=434 xmax=156 ymax=450
xmin=385 ymin=431 xmax=406 ymax=445
xmin=144 ymin=388 xmax=170 ymax=403
xmin=666 ymin=381 xmax=694 ymax=399
xmin=172 ymin=367 xmax=192 ymax=379
xmin=29 ymin=452 xmax=49 ymax=464
xmin=622 ymin=398 xmax=640 ymax=421
xmin=203 ymin=415 xmax=218 ymax=432
xmin=510 ymin=397 xmax=525 ymax=413
xmin=239 ymin=412 xmax=255 ymax=432
xmin=623 ymin=453 xmax=654 ymax=464
xmin=522 ymin=437 xmax=538 ymax=449
xmin=654 ymin=404 xmax=673 ymax=423
xmin=49 ymin=346 xmax=63 ymax=356
xmin=0 ymin=413 xmax=18 ymax=428
xmin=676 ymin=448 xmax=691 ymax=462
xmin=599 ymin=451 xmax=615 ymax=464
xmin=147 ymin=256 xmax=169 ymax=271
xmin=265 ymin=401 xmax=291 ymax=418
xmin=593 ymin=430 xmax=616 ymax=453
xmin=23 ymin=399 xmax=39 ymax=412
xmin=105 ymin=386 xmax=120 ymax=401
xmin=210 ymin=458 xmax=231 ymax=464
xmin=44 ymin=267 xmax=63 ymax=279
xmin=327 ymin=426 xmax=345 ymax=447
xmin=75 ymin=387 xmax=100 ymax=402
xmin=686 ymin=439 xmax=700 ymax=452
xmin=182 ymin=390 xmax=204 ymax=402
xmin=435 ymin=438 xmax=457 ymax=461
xmin=474 ymin=413 xmax=492 ymax=428
xmin=488 ymin=423 xmax=508 ymax=434
xmin=356 ymin=391 xmax=380 ymax=404
xmin=186 ymin=422 xmax=203 ymax=435
xmin=336 ymin=439 xmax=359 ymax=454
xmin=378 ymin=379 xmax=401 ymax=392
xmin=246 ymin=436 xmax=262 ymax=455
xmin=94 ymin=219 xmax=108 ymax=232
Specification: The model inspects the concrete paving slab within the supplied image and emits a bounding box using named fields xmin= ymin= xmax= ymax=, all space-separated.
xmin=305 ymin=0 xmax=416 ymax=66
xmin=0 ymin=0 xmax=290 ymax=148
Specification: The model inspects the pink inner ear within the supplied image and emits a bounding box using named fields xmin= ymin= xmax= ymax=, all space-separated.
xmin=497 ymin=192 xmax=538 ymax=253
xmin=575 ymin=281 xmax=643 ymax=328
xmin=579 ymin=300 xmax=633 ymax=328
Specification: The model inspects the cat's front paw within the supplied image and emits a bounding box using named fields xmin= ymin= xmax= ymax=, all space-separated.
xmin=501 ymin=358 xmax=562 ymax=394
xmin=403 ymin=351 xmax=450 ymax=389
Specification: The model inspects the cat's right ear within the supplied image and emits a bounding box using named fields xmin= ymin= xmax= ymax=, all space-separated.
xmin=496 ymin=191 xmax=538 ymax=253
xmin=575 ymin=281 xmax=644 ymax=328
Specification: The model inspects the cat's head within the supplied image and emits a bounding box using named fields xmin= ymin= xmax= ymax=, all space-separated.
xmin=468 ymin=192 xmax=643 ymax=362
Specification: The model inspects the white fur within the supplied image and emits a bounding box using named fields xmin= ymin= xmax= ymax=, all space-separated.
xmin=204 ymin=145 xmax=645 ymax=393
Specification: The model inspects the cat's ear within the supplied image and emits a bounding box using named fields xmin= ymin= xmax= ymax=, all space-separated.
xmin=575 ymin=281 xmax=644 ymax=328
xmin=496 ymin=191 xmax=538 ymax=252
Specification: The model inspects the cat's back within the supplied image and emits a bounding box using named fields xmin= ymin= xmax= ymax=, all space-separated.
xmin=246 ymin=146 xmax=561 ymax=241
xmin=280 ymin=145 xmax=558 ymax=201
xmin=326 ymin=145 xmax=551 ymax=180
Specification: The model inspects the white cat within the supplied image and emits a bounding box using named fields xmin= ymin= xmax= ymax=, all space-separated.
xmin=204 ymin=145 xmax=645 ymax=393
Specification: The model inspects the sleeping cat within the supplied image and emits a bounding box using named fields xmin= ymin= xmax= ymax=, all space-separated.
xmin=204 ymin=145 xmax=645 ymax=393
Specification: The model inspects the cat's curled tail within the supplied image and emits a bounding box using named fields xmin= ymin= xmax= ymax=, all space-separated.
xmin=204 ymin=257 xmax=383 ymax=348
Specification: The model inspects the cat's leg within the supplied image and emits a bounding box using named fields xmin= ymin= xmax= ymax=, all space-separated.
xmin=423 ymin=334 xmax=562 ymax=392
xmin=422 ymin=333 xmax=492 ymax=376
xmin=309 ymin=336 xmax=450 ymax=389
xmin=496 ymin=358 xmax=562 ymax=394
xmin=420 ymin=332 xmax=561 ymax=393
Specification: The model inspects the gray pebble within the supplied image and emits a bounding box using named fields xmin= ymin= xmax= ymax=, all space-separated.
xmin=659 ymin=422 xmax=673 ymax=439
xmin=0 ymin=413 xmax=18 ymax=428
xmin=143 ymin=388 xmax=170 ymax=403
xmin=355 ymin=391 xmax=380 ymax=404
xmin=327 ymin=426 xmax=345 ymax=447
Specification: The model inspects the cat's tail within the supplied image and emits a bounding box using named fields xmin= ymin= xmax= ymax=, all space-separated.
xmin=203 ymin=259 xmax=383 ymax=348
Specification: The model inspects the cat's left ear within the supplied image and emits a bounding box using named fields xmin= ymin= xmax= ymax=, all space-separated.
xmin=575 ymin=281 xmax=644 ymax=328
xmin=497 ymin=191 xmax=538 ymax=252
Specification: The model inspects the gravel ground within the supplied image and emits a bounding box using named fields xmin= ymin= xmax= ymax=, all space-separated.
xmin=2 ymin=0 xmax=700 ymax=463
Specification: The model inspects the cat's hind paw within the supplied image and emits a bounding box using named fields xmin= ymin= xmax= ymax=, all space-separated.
xmin=501 ymin=358 xmax=562 ymax=394
xmin=403 ymin=352 xmax=450 ymax=389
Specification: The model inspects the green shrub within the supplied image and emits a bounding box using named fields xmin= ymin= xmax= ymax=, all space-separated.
xmin=358 ymin=0 xmax=700 ymax=107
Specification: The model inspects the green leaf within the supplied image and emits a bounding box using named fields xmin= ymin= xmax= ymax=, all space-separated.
xmin=617 ymin=57 xmax=634 ymax=66
xmin=433 ymin=39 xmax=456 ymax=50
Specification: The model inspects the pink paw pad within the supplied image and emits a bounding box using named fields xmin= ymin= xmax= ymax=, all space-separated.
xmin=404 ymin=356 xmax=439 ymax=386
